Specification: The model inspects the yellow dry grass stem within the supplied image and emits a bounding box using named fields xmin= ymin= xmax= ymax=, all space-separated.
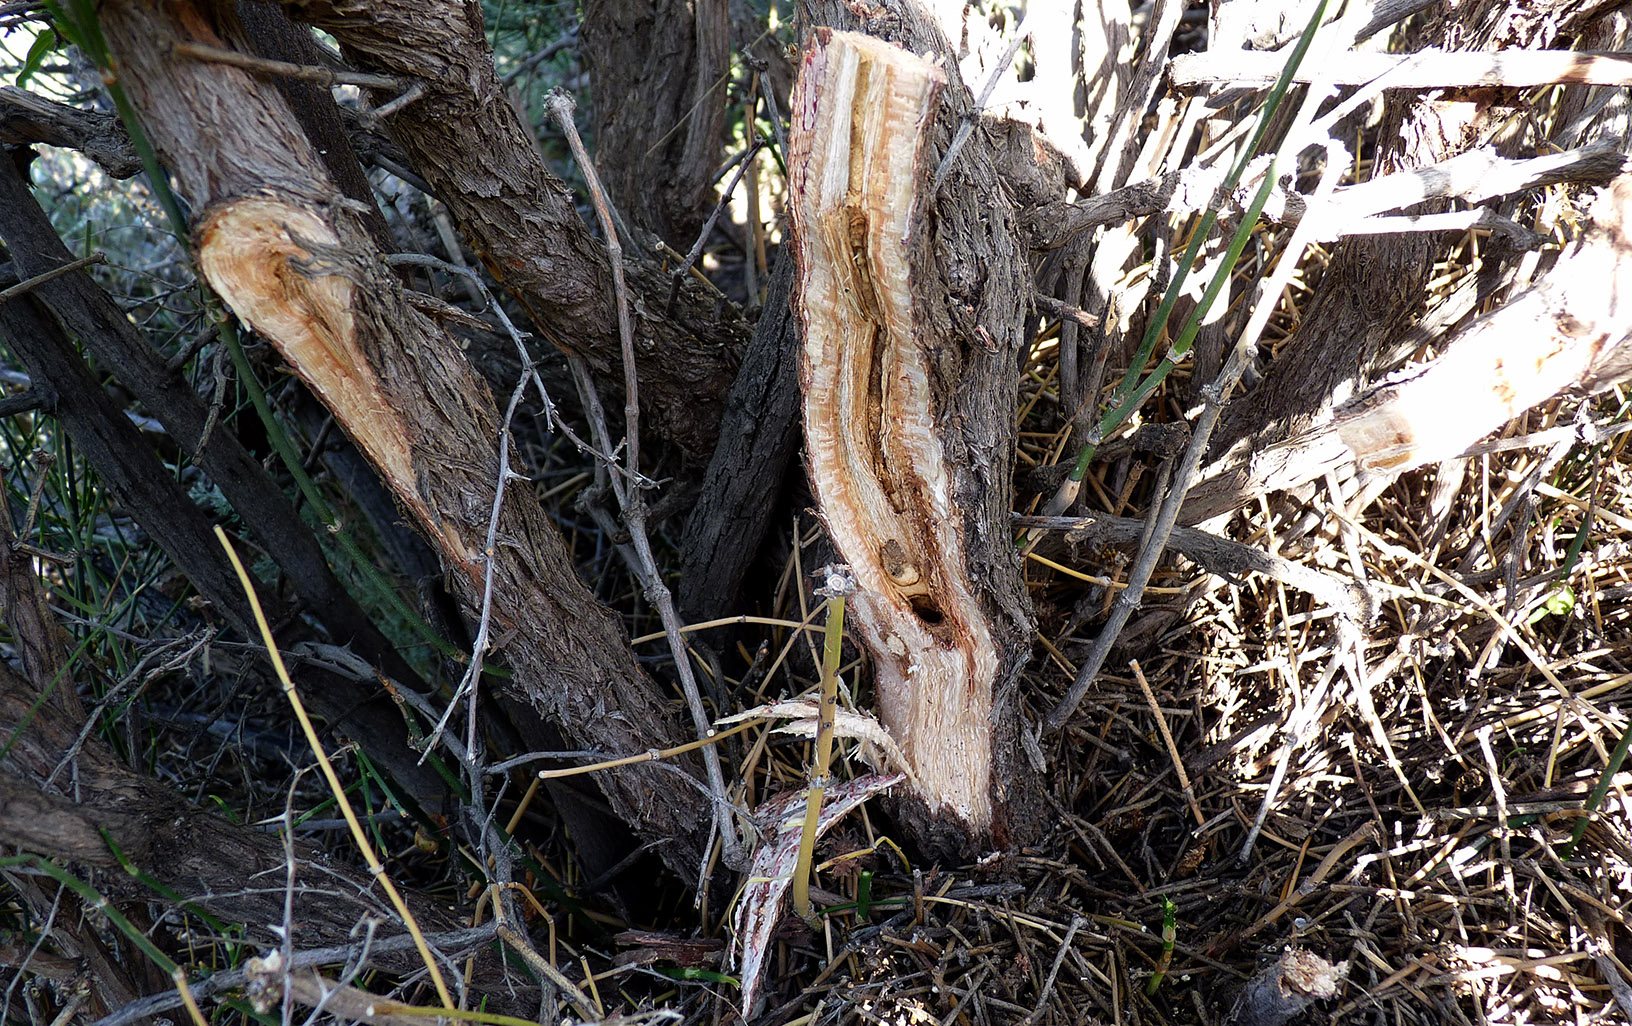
xmin=532 ymin=718 xmax=760 ymax=780
xmin=214 ymin=526 xmax=455 ymax=1009
xmin=629 ymin=612 xmax=823 ymax=645
xmin=170 ymin=966 xmax=209 ymax=1026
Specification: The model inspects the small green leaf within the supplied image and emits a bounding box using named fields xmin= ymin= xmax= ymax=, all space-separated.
xmin=655 ymin=967 xmax=740 ymax=987
xmin=18 ymin=28 xmax=58 ymax=88
xmin=1527 ymin=585 xmax=1574 ymax=624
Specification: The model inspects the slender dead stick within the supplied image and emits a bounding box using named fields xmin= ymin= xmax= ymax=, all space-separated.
xmin=544 ymin=89 xmax=743 ymax=869
xmin=1173 ymin=48 xmax=1632 ymax=90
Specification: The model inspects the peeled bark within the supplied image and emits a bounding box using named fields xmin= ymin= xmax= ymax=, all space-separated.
xmin=1200 ymin=0 xmax=1627 ymax=518
xmin=1183 ymin=175 xmax=1632 ymax=523
xmin=788 ymin=21 xmax=1037 ymax=855
xmin=97 ymin=0 xmax=709 ymax=872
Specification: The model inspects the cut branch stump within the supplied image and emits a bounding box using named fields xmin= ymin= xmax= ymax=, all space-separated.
xmin=788 ymin=26 xmax=1038 ymax=854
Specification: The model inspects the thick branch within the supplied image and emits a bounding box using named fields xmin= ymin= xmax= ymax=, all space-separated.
xmin=272 ymin=0 xmax=747 ymax=465
xmin=1185 ymin=176 xmax=1632 ymax=523
xmin=678 ymin=253 xmax=803 ymax=620
xmin=579 ymin=0 xmax=730 ymax=243
xmin=99 ymin=0 xmax=709 ymax=872
xmin=0 ymin=86 xmax=141 ymax=178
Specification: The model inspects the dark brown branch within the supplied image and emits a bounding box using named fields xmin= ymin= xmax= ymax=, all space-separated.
xmin=97 ymin=0 xmax=710 ymax=873
xmin=0 ymin=280 xmax=276 ymax=642
xmin=0 ymin=258 xmax=447 ymax=800
xmin=0 ymin=86 xmax=140 ymax=178
xmin=678 ymin=253 xmax=803 ymax=621
xmin=0 ymin=658 xmax=466 ymax=974
xmin=0 ymin=518 xmax=78 ymax=721
xmin=1016 ymin=512 xmax=1373 ymax=623
xmin=579 ymin=0 xmax=731 ymax=244
xmin=0 ymin=158 xmax=422 ymax=696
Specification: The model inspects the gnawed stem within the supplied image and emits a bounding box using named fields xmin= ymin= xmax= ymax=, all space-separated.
xmin=1146 ymin=896 xmax=1177 ymax=995
xmin=792 ymin=565 xmax=855 ymax=927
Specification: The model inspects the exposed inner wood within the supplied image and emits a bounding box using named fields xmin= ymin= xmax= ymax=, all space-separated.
xmin=1181 ymin=176 xmax=1632 ymax=524
xmin=789 ymin=31 xmax=1000 ymax=830
xmin=195 ymin=199 xmax=448 ymax=563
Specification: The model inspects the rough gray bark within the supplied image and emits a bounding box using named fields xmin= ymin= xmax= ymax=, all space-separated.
xmin=580 ymin=0 xmax=730 ymax=245
xmin=274 ymin=0 xmax=748 ymax=467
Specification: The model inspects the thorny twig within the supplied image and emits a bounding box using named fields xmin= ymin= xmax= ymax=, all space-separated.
xmin=382 ymin=253 xmax=541 ymax=892
xmin=545 ymin=88 xmax=744 ymax=871
xmin=665 ymin=140 xmax=763 ymax=314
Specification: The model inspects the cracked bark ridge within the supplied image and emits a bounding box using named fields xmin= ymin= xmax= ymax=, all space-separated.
xmin=98 ymin=0 xmax=709 ymax=874
xmin=789 ymin=28 xmax=1038 ymax=856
